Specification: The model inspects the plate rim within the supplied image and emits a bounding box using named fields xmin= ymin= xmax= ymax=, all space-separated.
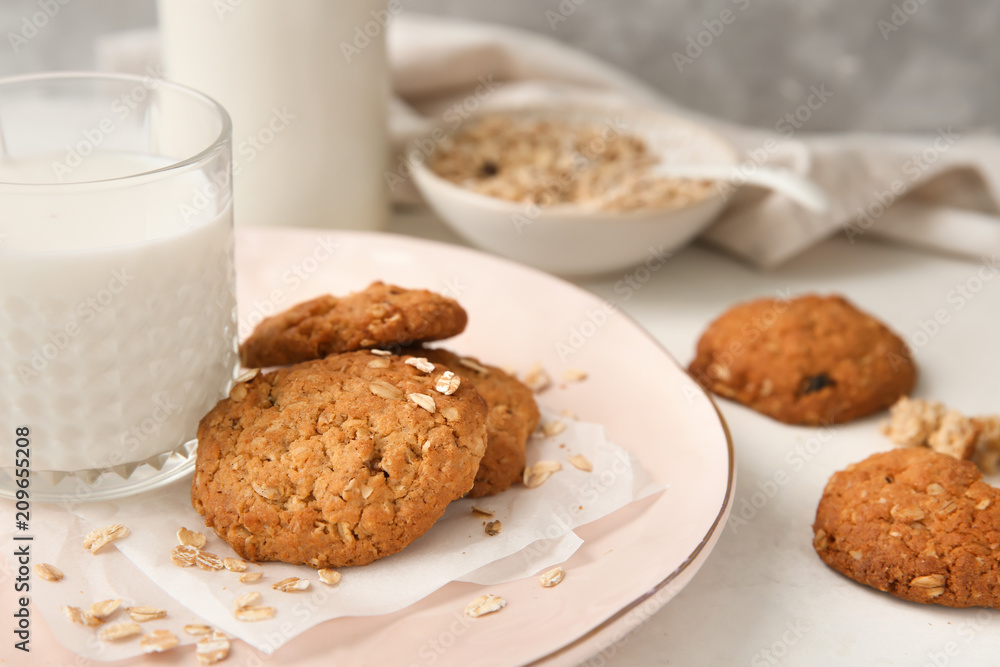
xmin=529 ymin=397 xmax=734 ymax=666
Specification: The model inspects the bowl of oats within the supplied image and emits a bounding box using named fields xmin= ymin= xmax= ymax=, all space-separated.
xmin=411 ymin=104 xmax=739 ymax=275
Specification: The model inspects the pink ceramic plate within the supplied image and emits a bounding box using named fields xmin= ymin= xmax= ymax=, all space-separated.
xmin=19 ymin=228 xmax=733 ymax=666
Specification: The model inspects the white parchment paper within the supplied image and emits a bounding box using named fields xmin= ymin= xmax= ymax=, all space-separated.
xmin=3 ymin=408 xmax=662 ymax=659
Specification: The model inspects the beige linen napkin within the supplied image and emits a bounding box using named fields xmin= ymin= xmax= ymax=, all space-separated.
xmin=101 ymin=14 xmax=1000 ymax=267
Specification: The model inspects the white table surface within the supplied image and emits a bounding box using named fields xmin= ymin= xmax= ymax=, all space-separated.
xmin=388 ymin=209 xmax=1000 ymax=667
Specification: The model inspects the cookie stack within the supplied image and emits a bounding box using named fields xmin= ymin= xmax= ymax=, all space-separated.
xmin=193 ymin=282 xmax=540 ymax=568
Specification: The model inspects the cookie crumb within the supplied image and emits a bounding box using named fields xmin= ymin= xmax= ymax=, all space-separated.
xmin=90 ymin=599 xmax=121 ymax=619
xmin=177 ymin=527 xmax=207 ymax=548
xmin=83 ymin=524 xmax=129 ymax=554
xmin=318 ymin=568 xmax=342 ymax=585
xmin=63 ymin=605 xmax=103 ymax=627
xmin=272 ymin=577 xmax=310 ymax=592
xmin=34 ymin=563 xmax=62 ymax=582
xmin=539 ymin=566 xmax=565 ymax=587
xmin=882 ymin=397 xmax=999 ymax=472
xmin=126 ymin=606 xmax=166 ymax=622
xmin=523 ymin=363 xmax=551 ymax=392
xmin=140 ymin=629 xmax=178 ymax=653
xmin=235 ymin=367 xmax=260 ymax=382
xmin=568 ymin=454 xmax=593 ymax=472
xmin=99 ymin=622 xmax=142 ymax=642
xmin=972 ymin=416 xmax=1000 ymax=474
xmin=234 ymin=592 xmax=260 ymax=609
xmin=196 ymin=630 xmax=230 ymax=665
xmin=235 ymin=605 xmax=277 ymax=622
xmin=541 ymin=420 xmax=566 ymax=437
xmin=195 ymin=550 xmax=225 ymax=571
xmin=223 ymin=557 xmax=247 ymax=572
xmin=523 ymin=460 xmax=562 ymax=488
xmin=464 ymin=594 xmax=506 ymax=618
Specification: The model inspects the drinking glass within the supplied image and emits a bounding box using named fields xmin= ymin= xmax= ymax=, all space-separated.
xmin=0 ymin=72 xmax=237 ymax=502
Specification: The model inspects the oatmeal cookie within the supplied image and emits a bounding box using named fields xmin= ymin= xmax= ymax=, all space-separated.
xmin=193 ymin=350 xmax=488 ymax=568
xmin=688 ymin=294 xmax=916 ymax=425
xmin=813 ymin=447 xmax=1000 ymax=609
xmin=410 ymin=347 xmax=541 ymax=497
xmin=238 ymin=282 xmax=468 ymax=367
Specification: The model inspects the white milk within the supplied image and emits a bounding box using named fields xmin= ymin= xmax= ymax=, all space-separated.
xmin=0 ymin=153 xmax=236 ymax=474
xmin=158 ymin=0 xmax=389 ymax=230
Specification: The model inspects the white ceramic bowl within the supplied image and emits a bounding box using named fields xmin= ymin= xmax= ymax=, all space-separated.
xmin=410 ymin=104 xmax=739 ymax=276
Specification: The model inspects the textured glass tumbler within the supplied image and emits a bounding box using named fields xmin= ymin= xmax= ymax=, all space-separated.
xmin=0 ymin=73 xmax=237 ymax=502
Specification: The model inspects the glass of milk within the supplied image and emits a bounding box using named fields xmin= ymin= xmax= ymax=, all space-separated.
xmin=0 ymin=72 xmax=237 ymax=502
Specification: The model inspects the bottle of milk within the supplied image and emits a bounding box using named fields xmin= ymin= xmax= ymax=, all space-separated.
xmin=158 ymin=0 xmax=389 ymax=230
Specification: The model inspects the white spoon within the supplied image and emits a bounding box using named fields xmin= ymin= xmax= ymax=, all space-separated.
xmin=650 ymin=162 xmax=829 ymax=212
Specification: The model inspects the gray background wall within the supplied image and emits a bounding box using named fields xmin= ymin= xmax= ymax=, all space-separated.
xmin=0 ymin=0 xmax=995 ymax=133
